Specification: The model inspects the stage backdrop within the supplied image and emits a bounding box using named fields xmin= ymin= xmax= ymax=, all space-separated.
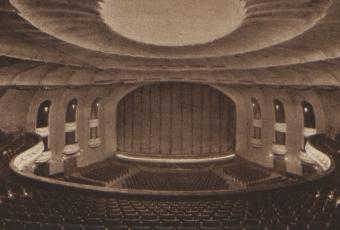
xmin=117 ymin=83 xmax=236 ymax=156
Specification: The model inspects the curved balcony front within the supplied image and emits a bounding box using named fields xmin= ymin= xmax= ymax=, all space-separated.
xmin=63 ymin=143 xmax=80 ymax=158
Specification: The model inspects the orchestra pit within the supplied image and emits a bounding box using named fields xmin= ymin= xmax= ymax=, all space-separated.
xmin=1 ymin=0 xmax=340 ymax=229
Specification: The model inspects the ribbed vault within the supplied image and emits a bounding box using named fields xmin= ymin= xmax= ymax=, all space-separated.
xmin=0 ymin=0 xmax=339 ymax=87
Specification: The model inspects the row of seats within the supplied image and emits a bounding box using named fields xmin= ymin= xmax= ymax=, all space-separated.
xmin=0 ymin=183 xmax=339 ymax=229
xmin=80 ymin=161 xmax=130 ymax=183
xmin=223 ymin=163 xmax=272 ymax=186
xmin=72 ymin=158 xmax=292 ymax=191
xmin=120 ymin=171 xmax=229 ymax=191
xmin=247 ymin=176 xmax=291 ymax=187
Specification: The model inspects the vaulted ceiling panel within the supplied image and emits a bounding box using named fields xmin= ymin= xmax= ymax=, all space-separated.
xmin=0 ymin=0 xmax=337 ymax=87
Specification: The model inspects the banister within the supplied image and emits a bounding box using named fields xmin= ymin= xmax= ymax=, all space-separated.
xmin=305 ymin=134 xmax=338 ymax=172
xmin=12 ymin=133 xmax=44 ymax=171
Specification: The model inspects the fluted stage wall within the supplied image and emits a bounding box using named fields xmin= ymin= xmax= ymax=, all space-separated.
xmin=116 ymin=83 xmax=236 ymax=156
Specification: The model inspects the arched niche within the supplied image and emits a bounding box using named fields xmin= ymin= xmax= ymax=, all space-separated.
xmin=36 ymin=100 xmax=51 ymax=150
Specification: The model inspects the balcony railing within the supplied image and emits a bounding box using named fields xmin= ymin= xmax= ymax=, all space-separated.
xmin=272 ymin=144 xmax=288 ymax=155
xmin=303 ymin=128 xmax=317 ymax=138
xmin=299 ymin=150 xmax=317 ymax=165
xmin=65 ymin=122 xmax=76 ymax=133
xmin=250 ymin=138 xmax=262 ymax=147
xmin=305 ymin=141 xmax=331 ymax=171
xmin=13 ymin=140 xmax=44 ymax=171
xmin=63 ymin=143 xmax=80 ymax=156
xmin=89 ymin=119 xmax=99 ymax=128
xmin=35 ymin=127 xmax=49 ymax=137
xmin=253 ymin=119 xmax=262 ymax=128
xmin=35 ymin=150 xmax=52 ymax=164
xmin=89 ymin=138 xmax=101 ymax=148
xmin=274 ymin=123 xmax=286 ymax=133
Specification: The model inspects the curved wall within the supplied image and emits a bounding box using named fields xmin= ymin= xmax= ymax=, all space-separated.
xmin=0 ymin=83 xmax=337 ymax=174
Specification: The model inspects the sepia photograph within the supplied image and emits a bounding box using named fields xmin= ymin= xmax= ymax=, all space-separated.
xmin=0 ymin=0 xmax=339 ymax=229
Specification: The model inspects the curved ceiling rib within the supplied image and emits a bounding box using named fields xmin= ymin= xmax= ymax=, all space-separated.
xmin=0 ymin=55 xmax=339 ymax=87
xmin=0 ymin=0 xmax=339 ymax=87
xmin=10 ymin=0 xmax=331 ymax=58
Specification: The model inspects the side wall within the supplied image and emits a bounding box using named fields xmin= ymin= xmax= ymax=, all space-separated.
xmin=0 ymin=85 xmax=141 ymax=174
xmin=237 ymin=87 xmax=327 ymax=175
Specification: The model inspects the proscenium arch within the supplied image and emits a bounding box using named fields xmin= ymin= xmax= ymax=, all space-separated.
xmin=116 ymin=82 xmax=237 ymax=156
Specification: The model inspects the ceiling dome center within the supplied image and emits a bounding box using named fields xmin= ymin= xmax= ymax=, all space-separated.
xmin=100 ymin=0 xmax=246 ymax=47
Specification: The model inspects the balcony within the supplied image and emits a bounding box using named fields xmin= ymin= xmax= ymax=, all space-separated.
xmin=253 ymin=119 xmax=262 ymax=128
xmin=272 ymin=144 xmax=288 ymax=155
xmin=89 ymin=138 xmax=102 ymax=148
xmin=63 ymin=143 xmax=80 ymax=156
xmin=13 ymin=141 xmax=45 ymax=171
xmin=89 ymin=119 xmax=99 ymax=128
xmin=299 ymin=150 xmax=317 ymax=165
xmin=65 ymin=122 xmax=77 ymax=133
xmin=274 ymin=123 xmax=286 ymax=133
xmin=303 ymin=127 xmax=317 ymax=138
xmin=305 ymin=141 xmax=331 ymax=171
xmin=250 ymin=138 xmax=262 ymax=147
xmin=35 ymin=127 xmax=49 ymax=137
xmin=35 ymin=150 xmax=52 ymax=164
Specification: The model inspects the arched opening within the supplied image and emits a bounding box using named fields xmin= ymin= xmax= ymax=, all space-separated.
xmin=116 ymin=82 xmax=236 ymax=158
xmin=89 ymin=98 xmax=101 ymax=147
xmin=274 ymin=100 xmax=286 ymax=123
xmin=36 ymin=100 xmax=51 ymax=151
xmin=302 ymin=101 xmax=316 ymax=129
xmin=273 ymin=99 xmax=286 ymax=146
xmin=302 ymin=101 xmax=316 ymax=149
xmin=251 ymin=98 xmax=262 ymax=145
xmin=272 ymin=99 xmax=287 ymax=171
xmin=63 ymin=98 xmax=80 ymax=177
xmin=65 ymin=99 xmax=78 ymax=146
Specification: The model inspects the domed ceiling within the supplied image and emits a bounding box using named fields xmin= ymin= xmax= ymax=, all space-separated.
xmin=0 ymin=0 xmax=339 ymax=87
xmin=100 ymin=0 xmax=246 ymax=47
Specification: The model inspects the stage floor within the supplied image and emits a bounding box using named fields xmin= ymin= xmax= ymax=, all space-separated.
xmin=116 ymin=152 xmax=236 ymax=164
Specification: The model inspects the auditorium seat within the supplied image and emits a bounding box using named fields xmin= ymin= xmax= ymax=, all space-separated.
xmin=80 ymin=161 xmax=130 ymax=183
xmin=0 ymin=185 xmax=339 ymax=230
xmin=121 ymin=171 xmax=229 ymax=191
xmin=223 ymin=163 xmax=273 ymax=186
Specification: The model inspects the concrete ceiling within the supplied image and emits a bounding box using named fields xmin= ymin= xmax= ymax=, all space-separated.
xmin=100 ymin=0 xmax=246 ymax=46
xmin=0 ymin=0 xmax=339 ymax=87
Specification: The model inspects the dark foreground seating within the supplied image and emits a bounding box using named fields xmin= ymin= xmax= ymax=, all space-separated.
xmin=0 ymin=183 xmax=339 ymax=230
xmin=0 ymin=131 xmax=340 ymax=230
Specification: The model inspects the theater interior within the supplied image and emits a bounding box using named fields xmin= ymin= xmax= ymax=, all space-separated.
xmin=1 ymin=0 xmax=340 ymax=229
